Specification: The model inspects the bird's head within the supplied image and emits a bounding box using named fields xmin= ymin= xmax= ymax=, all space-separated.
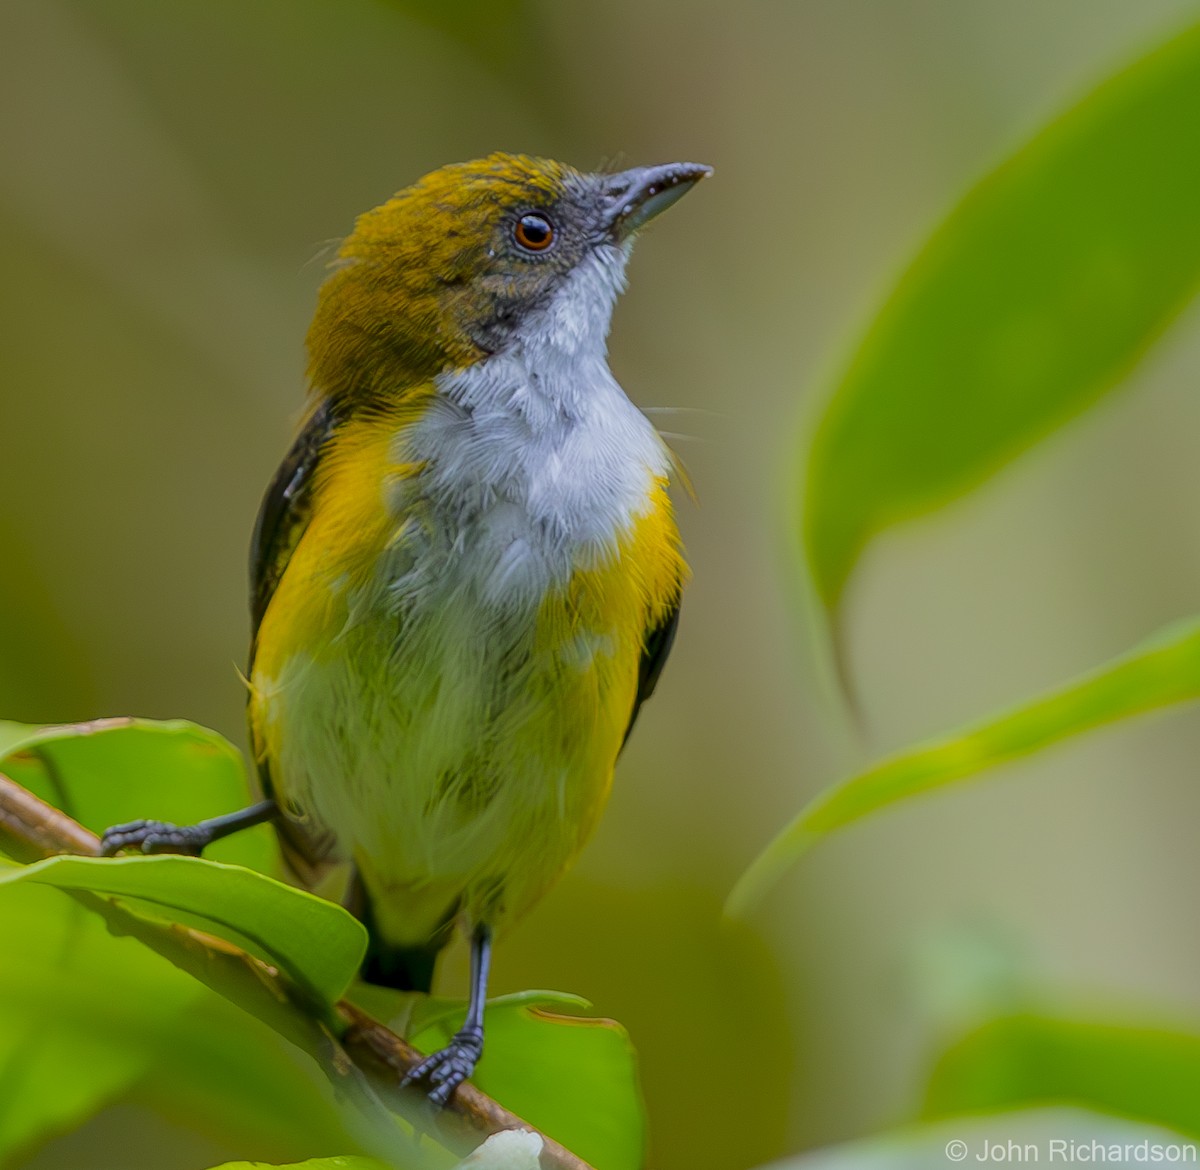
xmin=307 ymin=153 xmax=711 ymax=402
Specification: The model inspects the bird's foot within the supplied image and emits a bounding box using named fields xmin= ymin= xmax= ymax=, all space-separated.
xmin=401 ymin=1024 xmax=484 ymax=1108
xmin=100 ymin=819 xmax=210 ymax=857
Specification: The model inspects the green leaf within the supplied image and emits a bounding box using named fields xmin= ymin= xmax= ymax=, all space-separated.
xmin=0 ymin=720 xmax=38 ymax=757
xmin=349 ymin=984 xmax=592 ymax=1043
xmin=805 ymin=21 xmax=1200 ymax=616
xmin=0 ymin=885 xmax=201 ymax=1163
xmin=0 ymin=723 xmax=428 ymax=1165
xmin=728 ymin=616 xmax=1200 ymax=914
xmin=69 ymin=892 xmax=422 ymax=1167
xmin=923 ymin=1013 xmax=1200 ymax=1138
xmin=1 ymin=889 xmax=364 ymax=1165
xmin=129 ymin=984 xmax=362 ymax=1161
xmin=0 ymin=853 xmax=366 ymax=1008
xmin=0 ymin=718 xmax=274 ymax=872
xmin=16 ymin=883 xmax=427 ymax=1166
xmin=409 ymin=998 xmax=644 ymax=1170
xmin=349 ymin=982 xmax=644 ymax=1169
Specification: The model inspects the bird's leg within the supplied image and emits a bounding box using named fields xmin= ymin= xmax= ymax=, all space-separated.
xmin=100 ymin=799 xmax=277 ymax=857
xmin=402 ymin=923 xmax=491 ymax=1107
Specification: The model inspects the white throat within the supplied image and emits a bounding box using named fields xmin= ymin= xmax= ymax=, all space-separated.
xmin=396 ymin=246 xmax=669 ymax=604
xmin=441 ymin=243 xmax=631 ymax=425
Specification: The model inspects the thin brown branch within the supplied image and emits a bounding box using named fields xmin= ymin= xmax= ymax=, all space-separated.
xmin=0 ymin=770 xmax=103 ymax=859
xmin=0 ymin=771 xmax=594 ymax=1170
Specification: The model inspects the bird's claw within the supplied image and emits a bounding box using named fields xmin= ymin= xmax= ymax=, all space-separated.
xmin=401 ymin=1025 xmax=484 ymax=1108
xmin=100 ymin=819 xmax=208 ymax=857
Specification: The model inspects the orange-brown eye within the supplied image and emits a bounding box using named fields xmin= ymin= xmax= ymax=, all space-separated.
xmin=514 ymin=213 xmax=555 ymax=252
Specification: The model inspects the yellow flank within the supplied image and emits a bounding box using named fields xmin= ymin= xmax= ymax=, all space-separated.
xmin=250 ymin=392 xmax=432 ymax=684
xmin=532 ymin=477 xmax=684 ymax=827
xmin=248 ymin=398 xmax=684 ymax=946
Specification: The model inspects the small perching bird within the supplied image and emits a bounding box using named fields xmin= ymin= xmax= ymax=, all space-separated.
xmin=102 ymin=153 xmax=710 ymax=1103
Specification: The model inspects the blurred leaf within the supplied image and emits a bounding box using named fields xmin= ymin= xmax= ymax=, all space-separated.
xmin=79 ymin=894 xmax=423 ymax=1168
xmin=16 ymin=877 xmax=425 ymax=1166
xmin=805 ymin=21 xmax=1200 ymax=617
xmin=0 ymin=853 xmax=366 ymax=1008
xmin=129 ymin=985 xmax=361 ymax=1160
xmin=729 ymin=616 xmax=1200 ymax=914
xmin=0 ymin=720 xmax=429 ymax=1164
xmin=0 ymin=718 xmax=274 ymax=872
xmin=908 ymin=922 xmax=1029 ymax=1034
xmin=923 ymin=1013 xmax=1200 ymax=1138
xmin=753 ymin=1108 xmax=1193 ymax=1169
xmin=0 ymin=885 xmax=200 ymax=1164
xmin=409 ymin=998 xmax=644 ymax=1170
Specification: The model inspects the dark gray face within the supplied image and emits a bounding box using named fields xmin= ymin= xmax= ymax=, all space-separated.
xmin=465 ymin=162 xmax=712 ymax=352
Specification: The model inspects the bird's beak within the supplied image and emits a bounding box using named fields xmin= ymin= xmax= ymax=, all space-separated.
xmin=601 ymin=162 xmax=713 ymax=241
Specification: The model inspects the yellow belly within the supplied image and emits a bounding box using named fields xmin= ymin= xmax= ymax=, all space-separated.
xmin=248 ymin=412 xmax=683 ymax=945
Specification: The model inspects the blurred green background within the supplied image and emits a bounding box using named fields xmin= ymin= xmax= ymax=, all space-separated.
xmin=6 ymin=2 xmax=1200 ymax=1167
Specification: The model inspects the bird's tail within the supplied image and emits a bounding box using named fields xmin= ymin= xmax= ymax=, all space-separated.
xmin=345 ymin=868 xmax=449 ymax=993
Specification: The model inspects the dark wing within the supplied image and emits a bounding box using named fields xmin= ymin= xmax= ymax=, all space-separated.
xmin=621 ymin=596 xmax=681 ymax=748
xmin=249 ymin=400 xmax=335 ymax=652
xmin=247 ymin=400 xmax=337 ymax=877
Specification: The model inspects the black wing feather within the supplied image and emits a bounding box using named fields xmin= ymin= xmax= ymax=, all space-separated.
xmin=249 ymin=400 xmax=335 ymax=647
xmin=247 ymin=401 xmax=337 ymax=876
xmin=622 ymin=597 xmax=681 ymax=748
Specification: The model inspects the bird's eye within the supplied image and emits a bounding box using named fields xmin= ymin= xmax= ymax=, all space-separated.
xmin=514 ymin=213 xmax=555 ymax=252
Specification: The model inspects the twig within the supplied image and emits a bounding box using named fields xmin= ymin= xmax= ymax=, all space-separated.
xmin=0 ymin=771 xmax=595 ymax=1170
xmin=0 ymin=771 xmax=102 ymax=859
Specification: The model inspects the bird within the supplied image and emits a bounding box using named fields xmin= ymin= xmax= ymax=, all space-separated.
xmin=100 ymin=152 xmax=710 ymax=1104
